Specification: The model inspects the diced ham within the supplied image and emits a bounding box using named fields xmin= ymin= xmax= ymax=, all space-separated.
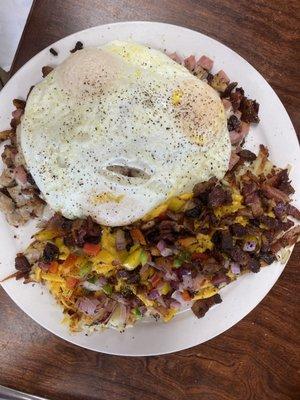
xmin=217 ymin=70 xmax=230 ymax=84
xmin=229 ymin=122 xmax=250 ymax=145
xmin=184 ymin=55 xmax=196 ymax=71
xmin=12 ymin=109 xmax=23 ymax=119
xmin=197 ymin=55 xmax=213 ymax=71
xmin=14 ymin=165 xmax=28 ymax=185
xmin=228 ymin=151 xmax=240 ymax=170
xmin=168 ymin=52 xmax=182 ymax=64
xmin=222 ymin=99 xmax=232 ymax=111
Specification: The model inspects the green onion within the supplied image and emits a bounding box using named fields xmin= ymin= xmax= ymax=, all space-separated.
xmin=132 ymin=307 xmax=142 ymax=318
xmin=140 ymin=250 xmax=148 ymax=266
xmin=173 ymin=258 xmax=182 ymax=268
xmin=79 ymin=262 xmax=92 ymax=277
xmin=102 ymin=284 xmax=113 ymax=295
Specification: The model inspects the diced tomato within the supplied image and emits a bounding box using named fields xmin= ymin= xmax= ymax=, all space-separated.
xmin=63 ymin=253 xmax=78 ymax=269
xmin=66 ymin=276 xmax=79 ymax=289
xmin=83 ymin=243 xmax=101 ymax=256
xmin=181 ymin=290 xmax=192 ymax=301
xmin=130 ymin=228 xmax=146 ymax=245
xmin=49 ymin=261 xmax=59 ymax=273
xmin=191 ymin=252 xmax=209 ymax=261
xmin=150 ymin=272 xmax=161 ymax=288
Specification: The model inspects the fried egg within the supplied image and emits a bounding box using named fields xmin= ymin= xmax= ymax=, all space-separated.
xmin=20 ymin=41 xmax=231 ymax=226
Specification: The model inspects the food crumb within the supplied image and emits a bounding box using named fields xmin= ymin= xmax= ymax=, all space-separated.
xmin=49 ymin=48 xmax=58 ymax=56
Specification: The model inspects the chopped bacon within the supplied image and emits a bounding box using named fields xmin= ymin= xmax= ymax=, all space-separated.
xmin=197 ymin=55 xmax=213 ymax=71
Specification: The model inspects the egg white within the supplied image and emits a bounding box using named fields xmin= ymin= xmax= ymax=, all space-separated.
xmin=20 ymin=41 xmax=230 ymax=226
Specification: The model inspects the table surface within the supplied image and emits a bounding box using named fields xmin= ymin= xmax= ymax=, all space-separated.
xmin=1 ymin=1 xmax=300 ymax=399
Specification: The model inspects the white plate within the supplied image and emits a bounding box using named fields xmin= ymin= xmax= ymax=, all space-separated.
xmin=0 ymin=22 xmax=299 ymax=356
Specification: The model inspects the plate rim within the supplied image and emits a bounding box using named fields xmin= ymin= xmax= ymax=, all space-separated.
xmin=0 ymin=20 xmax=299 ymax=356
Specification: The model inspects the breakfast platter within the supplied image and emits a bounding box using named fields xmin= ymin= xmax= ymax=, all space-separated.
xmin=0 ymin=21 xmax=299 ymax=356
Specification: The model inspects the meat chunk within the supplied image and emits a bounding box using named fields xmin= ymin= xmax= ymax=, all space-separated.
xmin=0 ymin=129 xmax=12 ymax=143
xmin=15 ymin=254 xmax=31 ymax=271
xmin=42 ymin=66 xmax=53 ymax=78
xmin=1 ymin=145 xmax=17 ymax=168
xmin=208 ymin=185 xmax=232 ymax=208
xmin=261 ymin=184 xmax=290 ymax=204
xmin=184 ymin=55 xmax=196 ymax=71
xmin=239 ymin=97 xmax=260 ymax=123
xmin=70 ymin=41 xmax=83 ymax=53
xmin=197 ymin=55 xmax=213 ymax=71
xmin=271 ymin=226 xmax=300 ymax=253
xmin=227 ymin=115 xmax=241 ymax=132
xmin=230 ymin=87 xmax=244 ymax=111
xmin=191 ymin=294 xmax=222 ymax=318
xmin=212 ymin=230 xmax=233 ymax=251
xmin=43 ymin=242 xmax=59 ymax=262
xmin=238 ymin=149 xmax=257 ymax=162
xmin=221 ymin=82 xmax=238 ymax=99
xmin=193 ymin=177 xmax=218 ymax=197
xmin=230 ymin=246 xmax=250 ymax=265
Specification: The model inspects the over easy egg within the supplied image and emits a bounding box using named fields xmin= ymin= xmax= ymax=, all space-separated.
xmin=20 ymin=41 xmax=231 ymax=226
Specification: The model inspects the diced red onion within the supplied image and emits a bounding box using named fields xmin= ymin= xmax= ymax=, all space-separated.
xmin=156 ymin=296 xmax=166 ymax=307
xmin=82 ymin=280 xmax=104 ymax=291
xmin=76 ymin=297 xmax=100 ymax=316
xmin=109 ymin=303 xmax=127 ymax=327
xmin=157 ymin=240 xmax=173 ymax=257
xmin=115 ymin=229 xmax=126 ymax=251
xmin=148 ymin=289 xmax=160 ymax=300
xmin=38 ymin=261 xmax=50 ymax=271
xmin=169 ymin=299 xmax=182 ymax=309
xmin=98 ymin=276 xmax=107 ymax=286
xmin=230 ymin=262 xmax=241 ymax=275
xmin=243 ymin=241 xmax=256 ymax=252
xmin=171 ymin=290 xmax=191 ymax=308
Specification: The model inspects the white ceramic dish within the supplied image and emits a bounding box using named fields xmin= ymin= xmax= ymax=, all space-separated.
xmin=0 ymin=22 xmax=299 ymax=356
